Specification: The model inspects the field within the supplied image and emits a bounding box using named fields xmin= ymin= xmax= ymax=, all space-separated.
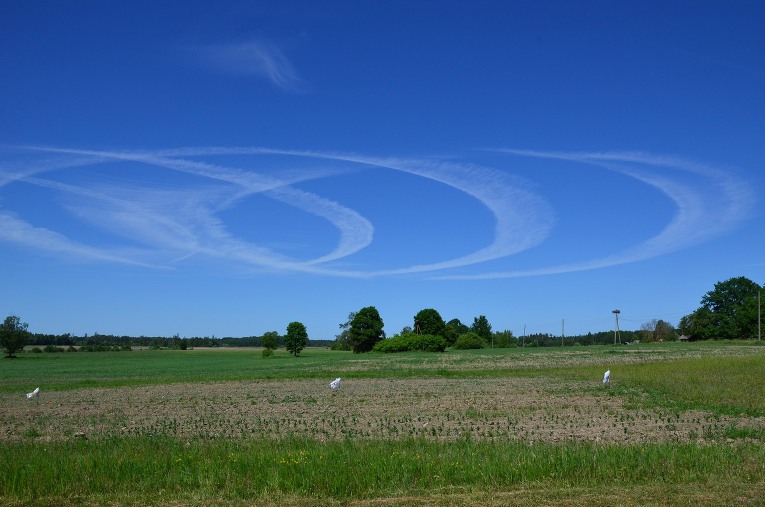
xmin=1 ymin=342 xmax=765 ymax=506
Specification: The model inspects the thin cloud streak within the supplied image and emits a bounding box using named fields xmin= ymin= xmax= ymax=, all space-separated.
xmin=167 ymin=147 xmax=555 ymax=277
xmin=19 ymin=147 xmax=374 ymax=272
xmin=307 ymin=153 xmax=555 ymax=276
xmin=193 ymin=40 xmax=304 ymax=91
xmin=20 ymin=175 xmax=203 ymax=255
xmin=1 ymin=146 xmax=751 ymax=279
xmin=3 ymin=146 xmax=553 ymax=277
xmin=438 ymin=149 xmax=755 ymax=279
xmin=0 ymin=211 xmax=161 ymax=267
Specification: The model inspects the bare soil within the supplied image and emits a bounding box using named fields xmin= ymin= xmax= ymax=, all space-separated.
xmin=2 ymin=377 xmax=761 ymax=444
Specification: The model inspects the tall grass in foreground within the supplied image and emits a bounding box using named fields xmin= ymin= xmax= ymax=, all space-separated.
xmin=2 ymin=437 xmax=764 ymax=503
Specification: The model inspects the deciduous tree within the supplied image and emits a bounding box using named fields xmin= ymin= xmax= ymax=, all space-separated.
xmin=261 ymin=331 xmax=279 ymax=351
xmin=0 ymin=315 xmax=29 ymax=358
xmin=444 ymin=318 xmax=469 ymax=346
xmin=333 ymin=312 xmax=356 ymax=351
xmin=349 ymin=306 xmax=385 ymax=353
xmin=680 ymin=276 xmax=763 ymax=340
xmin=285 ymin=322 xmax=308 ymax=357
xmin=413 ymin=309 xmax=445 ymax=338
xmin=471 ymin=315 xmax=492 ymax=342
xmin=640 ymin=319 xmax=676 ymax=342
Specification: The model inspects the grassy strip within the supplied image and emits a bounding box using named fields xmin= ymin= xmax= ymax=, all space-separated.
xmin=2 ymin=437 xmax=764 ymax=504
xmin=616 ymin=355 xmax=765 ymax=416
xmin=546 ymin=351 xmax=765 ymax=417
xmin=4 ymin=343 xmax=764 ymax=393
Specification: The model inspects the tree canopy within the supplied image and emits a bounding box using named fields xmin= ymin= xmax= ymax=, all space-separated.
xmin=261 ymin=331 xmax=279 ymax=351
xmin=444 ymin=318 xmax=469 ymax=346
xmin=414 ymin=308 xmax=445 ymax=338
xmin=349 ymin=306 xmax=385 ymax=353
xmin=0 ymin=315 xmax=29 ymax=358
xmin=471 ymin=315 xmax=492 ymax=342
xmin=680 ymin=276 xmax=763 ymax=340
xmin=640 ymin=319 xmax=677 ymax=342
xmin=285 ymin=322 xmax=308 ymax=356
xmin=333 ymin=312 xmax=356 ymax=351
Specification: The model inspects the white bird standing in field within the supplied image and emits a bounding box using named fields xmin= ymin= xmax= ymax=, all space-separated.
xmin=602 ymin=370 xmax=611 ymax=384
xmin=329 ymin=378 xmax=341 ymax=390
xmin=26 ymin=387 xmax=40 ymax=399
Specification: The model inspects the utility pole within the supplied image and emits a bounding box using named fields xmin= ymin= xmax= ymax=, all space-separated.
xmin=561 ymin=319 xmax=564 ymax=347
xmin=759 ymin=291 xmax=761 ymax=341
xmin=523 ymin=324 xmax=526 ymax=348
xmin=612 ymin=309 xmax=621 ymax=345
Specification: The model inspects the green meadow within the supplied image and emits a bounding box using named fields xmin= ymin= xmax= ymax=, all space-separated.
xmin=1 ymin=341 xmax=765 ymax=506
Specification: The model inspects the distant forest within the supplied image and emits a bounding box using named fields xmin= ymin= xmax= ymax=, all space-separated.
xmin=25 ymin=333 xmax=334 ymax=350
xmin=26 ymin=329 xmax=643 ymax=350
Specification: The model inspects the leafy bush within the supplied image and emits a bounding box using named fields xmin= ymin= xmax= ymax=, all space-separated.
xmin=453 ymin=332 xmax=485 ymax=350
xmin=30 ymin=347 xmax=42 ymax=353
xmin=262 ymin=348 xmax=274 ymax=359
xmin=43 ymin=345 xmax=65 ymax=353
xmin=373 ymin=333 xmax=446 ymax=353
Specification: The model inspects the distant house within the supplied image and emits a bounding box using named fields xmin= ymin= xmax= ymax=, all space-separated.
xmin=678 ymin=335 xmax=689 ymax=342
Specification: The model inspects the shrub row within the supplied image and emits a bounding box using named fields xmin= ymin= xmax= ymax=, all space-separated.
xmin=453 ymin=332 xmax=486 ymax=349
xmin=373 ymin=333 xmax=447 ymax=353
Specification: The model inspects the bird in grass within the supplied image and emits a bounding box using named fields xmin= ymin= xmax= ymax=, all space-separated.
xmin=602 ymin=370 xmax=611 ymax=384
xmin=329 ymin=378 xmax=341 ymax=390
xmin=26 ymin=387 xmax=40 ymax=399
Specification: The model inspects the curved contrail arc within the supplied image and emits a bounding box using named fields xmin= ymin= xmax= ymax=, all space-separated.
xmin=0 ymin=146 xmax=752 ymax=279
xmin=436 ymin=149 xmax=755 ymax=279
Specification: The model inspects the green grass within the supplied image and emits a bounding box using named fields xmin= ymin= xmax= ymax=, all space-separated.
xmin=2 ymin=342 xmax=765 ymax=506
xmin=549 ymin=350 xmax=765 ymax=417
xmin=2 ymin=436 xmax=764 ymax=505
xmin=4 ymin=341 xmax=763 ymax=392
xmin=616 ymin=355 xmax=765 ymax=416
xmin=0 ymin=348 xmax=349 ymax=391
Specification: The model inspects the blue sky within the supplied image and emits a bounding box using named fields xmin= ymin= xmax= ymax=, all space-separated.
xmin=1 ymin=1 xmax=763 ymax=340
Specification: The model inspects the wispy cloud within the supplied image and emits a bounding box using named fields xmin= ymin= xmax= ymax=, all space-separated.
xmin=192 ymin=40 xmax=304 ymax=91
xmin=437 ymin=149 xmax=756 ymax=279
xmin=11 ymin=146 xmax=374 ymax=273
xmin=0 ymin=210 xmax=161 ymax=268
xmin=282 ymin=151 xmax=555 ymax=276
xmin=0 ymin=146 xmax=753 ymax=279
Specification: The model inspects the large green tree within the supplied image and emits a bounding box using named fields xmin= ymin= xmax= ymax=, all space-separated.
xmin=349 ymin=306 xmax=385 ymax=353
xmin=444 ymin=318 xmax=469 ymax=346
xmin=285 ymin=322 xmax=308 ymax=356
xmin=471 ymin=315 xmax=492 ymax=342
xmin=680 ymin=276 xmax=763 ymax=340
xmin=0 ymin=315 xmax=29 ymax=358
xmin=261 ymin=331 xmax=279 ymax=351
xmin=413 ymin=309 xmax=445 ymax=338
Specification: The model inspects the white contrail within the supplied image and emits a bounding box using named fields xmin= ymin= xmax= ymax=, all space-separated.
xmin=437 ymin=149 xmax=755 ymax=279
xmin=0 ymin=146 xmax=751 ymax=279
xmin=18 ymin=146 xmax=374 ymax=272
xmin=86 ymin=145 xmax=552 ymax=276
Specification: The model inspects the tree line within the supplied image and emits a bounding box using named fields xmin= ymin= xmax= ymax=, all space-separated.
xmin=2 ymin=276 xmax=761 ymax=358
xmin=332 ymin=276 xmax=763 ymax=353
xmin=0 ymin=324 xmax=332 ymax=358
xmin=332 ymin=306 xmax=647 ymax=353
xmin=678 ymin=276 xmax=763 ymax=341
